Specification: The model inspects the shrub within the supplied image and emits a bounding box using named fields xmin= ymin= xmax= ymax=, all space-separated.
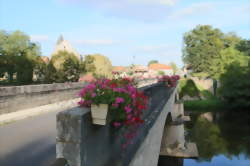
xmin=219 ymin=62 xmax=250 ymax=110
xmin=179 ymin=79 xmax=200 ymax=98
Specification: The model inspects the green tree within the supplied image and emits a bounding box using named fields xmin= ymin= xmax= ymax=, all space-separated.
xmin=148 ymin=60 xmax=158 ymax=66
xmin=168 ymin=62 xmax=178 ymax=74
xmin=236 ymin=39 xmax=250 ymax=56
xmin=0 ymin=30 xmax=41 ymax=84
xmin=83 ymin=54 xmax=112 ymax=78
xmin=46 ymin=51 xmax=83 ymax=83
xmin=209 ymin=47 xmax=247 ymax=79
xmin=219 ymin=61 xmax=250 ymax=110
xmin=182 ymin=25 xmax=224 ymax=78
xmin=82 ymin=55 xmax=96 ymax=73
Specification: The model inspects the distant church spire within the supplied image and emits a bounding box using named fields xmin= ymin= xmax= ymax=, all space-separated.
xmin=57 ymin=35 xmax=64 ymax=45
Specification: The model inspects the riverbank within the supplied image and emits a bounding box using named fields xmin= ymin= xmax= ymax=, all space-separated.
xmin=184 ymin=98 xmax=227 ymax=112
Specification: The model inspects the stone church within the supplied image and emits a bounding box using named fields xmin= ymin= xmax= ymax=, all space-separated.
xmin=52 ymin=35 xmax=81 ymax=60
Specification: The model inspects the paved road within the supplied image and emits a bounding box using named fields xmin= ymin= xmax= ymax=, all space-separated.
xmin=0 ymin=111 xmax=59 ymax=166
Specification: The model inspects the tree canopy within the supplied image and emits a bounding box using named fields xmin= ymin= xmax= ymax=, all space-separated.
xmin=46 ymin=51 xmax=84 ymax=83
xmin=0 ymin=30 xmax=42 ymax=84
xmin=83 ymin=54 xmax=113 ymax=78
xmin=182 ymin=25 xmax=249 ymax=79
xmin=148 ymin=60 xmax=158 ymax=66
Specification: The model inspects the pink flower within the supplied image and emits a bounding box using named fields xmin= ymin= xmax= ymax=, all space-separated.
xmin=113 ymin=122 xmax=121 ymax=127
xmin=87 ymin=83 xmax=96 ymax=89
xmin=91 ymin=93 xmax=96 ymax=97
xmin=127 ymin=114 xmax=132 ymax=120
xmin=124 ymin=105 xmax=132 ymax=113
xmin=78 ymin=99 xmax=84 ymax=105
xmin=115 ymin=97 xmax=124 ymax=104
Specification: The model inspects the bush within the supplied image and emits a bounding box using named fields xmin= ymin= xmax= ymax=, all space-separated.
xmin=45 ymin=51 xmax=83 ymax=83
xmin=179 ymin=79 xmax=200 ymax=98
xmin=219 ymin=61 xmax=250 ymax=110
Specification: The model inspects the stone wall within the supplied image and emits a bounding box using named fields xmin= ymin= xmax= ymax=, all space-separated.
xmin=190 ymin=77 xmax=214 ymax=93
xmin=0 ymin=82 xmax=87 ymax=115
xmin=56 ymin=83 xmax=177 ymax=166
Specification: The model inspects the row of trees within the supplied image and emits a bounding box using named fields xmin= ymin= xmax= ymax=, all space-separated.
xmin=182 ymin=25 xmax=250 ymax=109
xmin=0 ymin=30 xmax=113 ymax=85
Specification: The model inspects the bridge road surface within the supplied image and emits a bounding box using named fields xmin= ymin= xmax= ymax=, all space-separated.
xmin=0 ymin=110 xmax=60 ymax=166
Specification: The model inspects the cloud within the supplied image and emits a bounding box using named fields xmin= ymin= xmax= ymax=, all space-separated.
xmin=169 ymin=2 xmax=215 ymax=19
xmin=57 ymin=0 xmax=178 ymax=21
xmin=30 ymin=35 xmax=49 ymax=42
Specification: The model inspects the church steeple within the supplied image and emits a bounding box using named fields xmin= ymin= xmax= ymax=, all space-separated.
xmin=57 ymin=35 xmax=64 ymax=45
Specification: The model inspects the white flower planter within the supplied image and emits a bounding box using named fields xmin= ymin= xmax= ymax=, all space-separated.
xmin=91 ymin=104 xmax=108 ymax=125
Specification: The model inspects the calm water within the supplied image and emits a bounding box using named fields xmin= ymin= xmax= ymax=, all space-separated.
xmin=159 ymin=111 xmax=250 ymax=166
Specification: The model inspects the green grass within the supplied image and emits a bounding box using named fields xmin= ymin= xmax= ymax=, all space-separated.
xmin=184 ymin=98 xmax=226 ymax=111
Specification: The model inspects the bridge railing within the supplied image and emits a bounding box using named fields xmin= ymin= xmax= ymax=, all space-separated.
xmin=53 ymin=80 xmax=177 ymax=166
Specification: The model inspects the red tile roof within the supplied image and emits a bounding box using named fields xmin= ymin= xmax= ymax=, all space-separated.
xmin=79 ymin=73 xmax=95 ymax=82
xmin=112 ymin=66 xmax=128 ymax=72
xmin=149 ymin=64 xmax=172 ymax=70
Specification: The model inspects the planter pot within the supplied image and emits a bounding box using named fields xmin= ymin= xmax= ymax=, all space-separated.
xmin=91 ymin=104 xmax=108 ymax=125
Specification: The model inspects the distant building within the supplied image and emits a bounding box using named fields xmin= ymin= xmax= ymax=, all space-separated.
xmin=41 ymin=56 xmax=49 ymax=64
xmin=148 ymin=63 xmax=173 ymax=75
xmin=52 ymin=35 xmax=81 ymax=60
xmin=112 ymin=66 xmax=129 ymax=78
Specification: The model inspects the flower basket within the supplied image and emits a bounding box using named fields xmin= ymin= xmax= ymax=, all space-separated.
xmin=78 ymin=78 xmax=148 ymax=127
xmin=91 ymin=104 xmax=108 ymax=125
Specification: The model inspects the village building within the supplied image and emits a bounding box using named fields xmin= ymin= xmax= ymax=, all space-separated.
xmin=52 ymin=35 xmax=81 ymax=60
xmin=148 ymin=63 xmax=173 ymax=76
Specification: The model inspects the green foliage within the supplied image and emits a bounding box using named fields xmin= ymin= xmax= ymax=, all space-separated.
xmin=0 ymin=30 xmax=41 ymax=84
xmin=62 ymin=56 xmax=82 ymax=82
xmin=219 ymin=61 xmax=250 ymax=110
xmin=183 ymin=25 xmax=224 ymax=77
xmin=184 ymin=99 xmax=225 ymax=111
xmin=236 ymin=39 xmax=250 ymax=56
xmin=211 ymin=47 xmax=246 ymax=79
xmin=82 ymin=55 xmax=96 ymax=73
xmin=158 ymin=71 xmax=165 ymax=75
xmin=83 ymin=54 xmax=112 ymax=78
xmin=46 ymin=51 xmax=83 ymax=83
xmin=168 ymin=62 xmax=178 ymax=74
xmin=190 ymin=117 xmax=227 ymax=161
xmin=148 ymin=60 xmax=158 ymax=66
xmin=182 ymin=25 xmax=245 ymax=79
xmin=179 ymin=79 xmax=200 ymax=98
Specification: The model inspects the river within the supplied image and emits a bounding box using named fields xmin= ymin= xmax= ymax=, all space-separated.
xmin=159 ymin=111 xmax=250 ymax=166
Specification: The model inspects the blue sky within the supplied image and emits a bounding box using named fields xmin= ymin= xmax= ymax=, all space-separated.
xmin=1 ymin=0 xmax=250 ymax=67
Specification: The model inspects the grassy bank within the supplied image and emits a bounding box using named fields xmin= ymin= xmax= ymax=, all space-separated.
xmin=184 ymin=98 xmax=226 ymax=111
xmin=179 ymin=78 xmax=227 ymax=111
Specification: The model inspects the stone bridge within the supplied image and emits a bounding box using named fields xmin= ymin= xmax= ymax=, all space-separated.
xmin=52 ymin=81 xmax=198 ymax=166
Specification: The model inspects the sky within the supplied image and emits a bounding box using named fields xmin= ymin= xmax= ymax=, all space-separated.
xmin=0 ymin=0 xmax=250 ymax=67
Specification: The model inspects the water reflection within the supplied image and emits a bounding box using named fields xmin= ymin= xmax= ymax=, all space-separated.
xmin=187 ymin=111 xmax=250 ymax=162
xmin=159 ymin=111 xmax=250 ymax=166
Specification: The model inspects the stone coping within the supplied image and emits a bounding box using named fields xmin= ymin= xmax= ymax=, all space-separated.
xmin=0 ymin=82 xmax=87 ymax=97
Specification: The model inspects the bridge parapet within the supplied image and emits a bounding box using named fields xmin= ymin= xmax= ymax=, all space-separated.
xmin=55 ymin=82 xmax=177 ymax=166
